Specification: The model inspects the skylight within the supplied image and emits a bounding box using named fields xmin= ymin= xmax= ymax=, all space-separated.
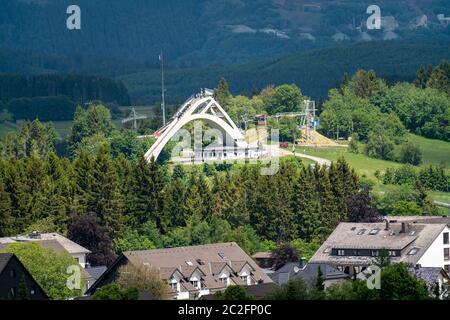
xmin=186 ymin=261 xmax=193 ymax=266
xmin=369 ymin=228 xmax=380 ymax=235
xmin=408 ymin=248 xmax=419 ymax=256
xmin=357 ymin=229 xmax=366 ymax=235
xmin=218 ymin=252 xmax=227 ymax=259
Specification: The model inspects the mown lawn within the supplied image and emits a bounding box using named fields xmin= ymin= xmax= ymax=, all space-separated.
xmin=296 ymin=134 xmax=450 ymax=205
xmin=405 ymin=134 xmax=450 ymax=167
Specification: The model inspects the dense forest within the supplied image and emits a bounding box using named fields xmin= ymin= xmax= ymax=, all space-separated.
xmin=3 ymin=0 xmax=450 ymax=67
xmin=120 ymin=43 xmax=450 ymax=103
xmin=0 ymin=74 xmax=130 ymax=120
xmin=0 ymin=99 xmax=442 ymax=268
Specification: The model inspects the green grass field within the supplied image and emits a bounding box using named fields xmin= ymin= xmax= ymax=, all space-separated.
xmin=296 ymin=134 xmax=450 ymax=204
xmin=406 ymin=134 xmax=450 ymax=167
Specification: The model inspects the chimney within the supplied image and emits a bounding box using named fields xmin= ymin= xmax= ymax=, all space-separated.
xmin=384 ymin=219 xmax=390 ymax=231
xmin=401 ymin=222 xmax=407 ymax=234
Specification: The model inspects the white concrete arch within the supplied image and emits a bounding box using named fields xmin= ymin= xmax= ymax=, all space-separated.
xmin=144 ymin=90 xmax=247 ymax=162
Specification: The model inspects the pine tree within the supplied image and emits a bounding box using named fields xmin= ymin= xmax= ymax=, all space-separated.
xmin=164 ymin=177 xmax=189 ymax=228
xmin=214 ymin=77 xmax=231 ymax=107
xmin=0 ymin=181 xmax=14 ymax=236
xmin=131 ymin=157 xmax=166 ymax=232
xmin=88 ymin=145 xmax=124 ymax=237
xmin=291 ymin=167 xmax=321 ymax=241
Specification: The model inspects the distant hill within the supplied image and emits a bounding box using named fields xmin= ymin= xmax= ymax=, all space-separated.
xmin=2 ymin=0 xmax=450 ymax=68
xmin=118 ymin=42 xmax=450 ymax=102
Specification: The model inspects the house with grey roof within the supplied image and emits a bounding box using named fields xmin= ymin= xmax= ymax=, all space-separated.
xmin=408 ymin=265 xmax=449 ymax=298
xmin=269 ymin=261 xmax=349 ymax=289
xmin=310 ymin=220 xmax=450 ymax=276
xmin=0 ymin=232 xmax=91 ymax=269
xmin=86 ymin=242 xmax=273 ymax=300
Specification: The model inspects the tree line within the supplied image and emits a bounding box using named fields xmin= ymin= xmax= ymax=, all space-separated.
xmin=0 ymin=74 xmax=130 ymax=121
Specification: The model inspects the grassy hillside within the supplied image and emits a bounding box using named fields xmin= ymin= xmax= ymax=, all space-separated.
xmin=296 ymin=133 xmax=450 ymax=204
xmin=119 ymin=43 xmax=450 ymax=102
xmin=406 ymin=134 xmax=450 ymax=166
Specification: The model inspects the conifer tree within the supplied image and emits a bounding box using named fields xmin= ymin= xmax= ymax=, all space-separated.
xmin=88 ymin=145 xmax=124 ymax=237
xmin=131 ymin=157 xmax=166 ymax=232
xmin=214 ymin=77 xmax=232 ymax=107
xmin=0 ymin=181 xmax=14 ymax=236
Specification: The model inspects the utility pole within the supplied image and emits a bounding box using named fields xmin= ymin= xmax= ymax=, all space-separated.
xmin=160 ymin=50 xmax=166 ymax=126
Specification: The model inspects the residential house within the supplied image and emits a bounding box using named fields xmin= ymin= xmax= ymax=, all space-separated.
xmin=0 ymin=232 xmax=91 ymax=268
xmin=269 ymin=261 xmax=349 ymax=289
xmin=87 ymin=242 xmax=273 ymax=300
xmin=408 ymin=265 xmax=449 ymax=298
xmin=310 ymin=220 xmax=450 ymax=275
xmin=0 ymin=253 xmax=48 ymax=300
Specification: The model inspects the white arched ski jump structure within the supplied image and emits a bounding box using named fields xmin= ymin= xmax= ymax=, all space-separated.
xmin=144 ymin=89 xmax=261 ymax=162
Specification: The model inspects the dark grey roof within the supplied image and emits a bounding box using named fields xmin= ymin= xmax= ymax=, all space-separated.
xmin=270 ymin=262 xmax=349 ymax=286
xmin=0 ymin=253 xmax=13 ymax=274
xmin=201 ymin=283 xmax=278 ymax=300
xmin=85 ymin=266 xmax=107 ymax=281
xmin=244 ymin=283 xmax=278 ymax=298
xmin=408 ymin=267 xmax=449 ymax=287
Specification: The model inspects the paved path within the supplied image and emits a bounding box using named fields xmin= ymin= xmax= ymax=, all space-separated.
xmin=264 ymin=144 xmax=332 ymax=166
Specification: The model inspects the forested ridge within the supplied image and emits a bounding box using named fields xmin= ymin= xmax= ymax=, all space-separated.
xmin=0 ymin=74 xmax=130 ymax=121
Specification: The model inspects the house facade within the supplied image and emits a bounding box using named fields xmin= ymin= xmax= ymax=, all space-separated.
xmin=0 ymin=232 xmax=91 ymax=269
xmin=0 ymin=253 xmax=48 ymax=300
xmin=310 ymin=220 xmax=450 ymax=276
xmin=87 ymin=242 xmax=273 ymax=300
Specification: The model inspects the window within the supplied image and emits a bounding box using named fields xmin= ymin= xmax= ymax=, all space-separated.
xmin=444 ymin=233 xmax=449 ymax=245
xmin=220 ymin=277 xmax=227 ymax=284
xmin=10 ymin=287 xmax=16 ymax=297
xmin=170 ymin=282 xmax=177 ymax=291
xmin=337 ymin=250 xmax=345 ymax=256
xmin=408 ymin=248 xmax=419 ymax=256
xmin=196 ymin=259 xmax=205 ymax=266
xmin=241 ymin=276 xmax=248 ymax=283
xmin=371 ymin=250 xmax=379 ymax=257
xmin=191 ymin=280 xmax=199 ymax=288
xmin=445 ymin=248 xmax=450 ymax=261
xmin=388 ymin=251 xmax=396 ymax=257
xmin=185 ymin=261 xmax=193 ymax=266
xmin=369 ymin=228 xmax=380 ymax=235
xmin=9 ymin=269 xmax=15 ymax=278
xmin=445 ymin=265 xmax=450 ymax=274
xmin=357 ymin=229 xmax=366 ymax=235
xmin=218 ymin=252 xmax=227 ymax=259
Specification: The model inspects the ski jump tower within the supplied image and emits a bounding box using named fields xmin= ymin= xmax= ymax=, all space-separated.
xmin=144 ymin=89 xmax=260 ymax=162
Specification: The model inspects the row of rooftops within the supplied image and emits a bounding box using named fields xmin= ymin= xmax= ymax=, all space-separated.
xmin=88 ymin=242 xmax=273 ymax=295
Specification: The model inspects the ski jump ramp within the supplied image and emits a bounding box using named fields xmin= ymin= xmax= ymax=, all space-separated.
xmin=144 ymin=89 xmax=258 ymax=162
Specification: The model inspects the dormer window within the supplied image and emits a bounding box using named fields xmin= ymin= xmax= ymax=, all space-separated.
xmin=170 ymin=282 xmax=177 ymax=291
xmin=190 ymin=280 xmax=199 ymax=288
xmin=241 ymin=275 xmax=249 ymax=283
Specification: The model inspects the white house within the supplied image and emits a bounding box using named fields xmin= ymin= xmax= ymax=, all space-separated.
xmin=310 ymin=219 xmax=450 ymax=276
xmin=0 ymin=232 xmax=91 ymax=268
